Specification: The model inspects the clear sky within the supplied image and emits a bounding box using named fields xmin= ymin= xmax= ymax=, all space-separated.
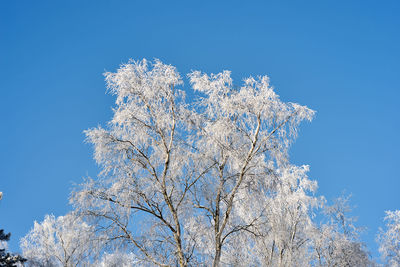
xmin=1 ymin=0 xmax=399 ymax=259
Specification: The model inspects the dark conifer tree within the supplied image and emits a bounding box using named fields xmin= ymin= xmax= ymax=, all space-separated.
xmin=0 ymin=229 xmax=26 ymax=267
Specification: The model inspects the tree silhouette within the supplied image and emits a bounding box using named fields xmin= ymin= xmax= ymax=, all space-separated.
xmin=1 ymin=229 xmax=26 ymax=267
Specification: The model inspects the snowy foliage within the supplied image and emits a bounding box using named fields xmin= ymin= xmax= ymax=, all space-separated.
xmin=15 ymin=58 xmax=374 ymax=266
xmin=20 ymin=213 xmax=101 ymax=267
xmin=311 ymin=195 xmax=371 ymax=267
xmin=378 ymin=210 xmax=400 ymax=267
xmin=95 ymin=251 xmax=138 ymax=267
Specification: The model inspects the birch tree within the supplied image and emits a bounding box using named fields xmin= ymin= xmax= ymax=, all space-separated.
xmin=70 ymin=59 xmax=320 ymax=266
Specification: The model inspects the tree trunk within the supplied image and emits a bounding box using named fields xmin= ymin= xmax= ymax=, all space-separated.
xmin=212 ymin=243 xmax=222 ymax=267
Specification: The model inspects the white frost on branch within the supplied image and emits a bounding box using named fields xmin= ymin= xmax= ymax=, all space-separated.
xmin=378 ymin=210 xmax=400 ymax=267
xmin=20 ymin=213 xmax=102 ymax=267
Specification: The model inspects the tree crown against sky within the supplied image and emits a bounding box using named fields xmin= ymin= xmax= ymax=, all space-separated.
xmin=30 ymin=58 xmax=372 ymax=266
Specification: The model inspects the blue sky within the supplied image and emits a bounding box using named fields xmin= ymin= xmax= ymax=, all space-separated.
xmin=1 ymin=0 xmax=399 ymax=258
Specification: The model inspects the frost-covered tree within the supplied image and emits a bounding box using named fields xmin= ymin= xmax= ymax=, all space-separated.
xmin=311 ymin=195 xmax=372 ymax=267
xmin=377 ymin=210 xmax=400 ymax=267
xmin=70 ymin=59 xmax=318 ymax=267
xmin=21 ymin=213 xmax=101 ymax=267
